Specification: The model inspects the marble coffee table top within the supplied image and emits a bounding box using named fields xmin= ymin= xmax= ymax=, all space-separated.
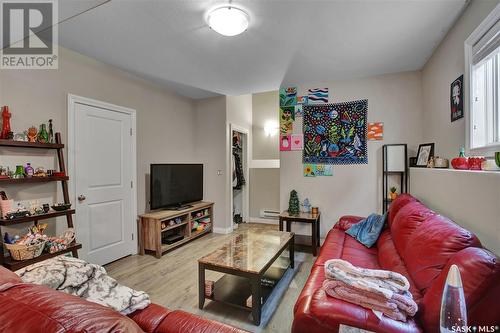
xmin=198 ymin=229 xmax=294 ymax=274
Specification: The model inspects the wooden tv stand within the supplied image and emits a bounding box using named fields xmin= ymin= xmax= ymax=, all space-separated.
xmin=139 ymin=201 xmax=214 ymax=258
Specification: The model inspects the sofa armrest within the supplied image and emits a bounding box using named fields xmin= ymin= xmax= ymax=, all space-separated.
xmin=336 ymin=215 xmax=365 ymax=231
xmin=156 ymin=310 xmax=249 ymax=333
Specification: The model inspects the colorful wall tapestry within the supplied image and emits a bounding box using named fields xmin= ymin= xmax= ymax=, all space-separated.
xmin=367 ymin=122 xmax=383 ymax=140
xmin=303 ymin=100 xmax=368 ymax=165
xmin=308 ymin=88 xmax=328 ymax=104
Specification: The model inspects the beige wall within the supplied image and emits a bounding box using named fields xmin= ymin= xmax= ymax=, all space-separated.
xmin=193 ymin=96 xmax=228 ymax=232
xmin=0 ymin=47 xmax=197 ymax=234
xmin=252 ymin=91 xmax=279 ymax=160
xmin=421 ymin=0 xmax=499 ymax=158
xmin=280 ymin=71 xmax=424 ymax=236
xmin=410 ymin=168 xmax=500 ymax=255
xmin=249 ymin=168 xmax=280 ymax=218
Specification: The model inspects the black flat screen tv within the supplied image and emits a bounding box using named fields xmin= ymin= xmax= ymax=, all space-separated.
xmin=150 ymin=164 xmax=203 ymax=210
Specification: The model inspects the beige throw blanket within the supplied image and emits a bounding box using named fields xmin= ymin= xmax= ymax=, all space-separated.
xmin=322 ymin=259 xmax=417 ymax=322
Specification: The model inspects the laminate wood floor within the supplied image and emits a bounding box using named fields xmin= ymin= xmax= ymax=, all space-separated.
xmin=105 ymin=223 xmax=314 ymax=333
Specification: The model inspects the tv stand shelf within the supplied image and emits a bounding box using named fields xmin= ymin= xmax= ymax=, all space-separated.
xmin=139 ymin=201 xmax=214 ymax=258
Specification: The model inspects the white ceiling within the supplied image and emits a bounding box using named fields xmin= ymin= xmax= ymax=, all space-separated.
xmin=57 ymin=0 xmax=468 ymax=99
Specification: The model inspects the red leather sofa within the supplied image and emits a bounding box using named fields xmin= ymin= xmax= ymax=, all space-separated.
xmin=0 ymin=265 xmax=247 ymax=333
xmin=293 ymin=194 xmax=500 ymax=333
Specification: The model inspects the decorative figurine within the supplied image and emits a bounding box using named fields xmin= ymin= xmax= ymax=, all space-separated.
xmin=42 ymin=203 xmax=50 ymax=213
xmin=27 ymin=126 xmax=38 ymax=142
xmin=38 ymin=123 xmax=49 ymax=143
xmin=301 ymin=198 xmax=311 ymax=213
xmin=1 ymin=106 xmax=12 ymax=140
xmin=48 ymin=119 xmax=54 ymax=143
xmin=288 ymin=190 xmax=300 ymax=216
xmin=25 ymin=163 xmax=34 ymax=177
xmin=33 ymin=167 xmax=47 ymax=178
xmin=390 ymin=187 xmax=398 ymax=200
xmin=12 ymin=165 xmax=25 ymax=179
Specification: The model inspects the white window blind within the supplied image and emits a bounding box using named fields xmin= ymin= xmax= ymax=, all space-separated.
xmin=469 ymin=12 xmax=500 ymax=152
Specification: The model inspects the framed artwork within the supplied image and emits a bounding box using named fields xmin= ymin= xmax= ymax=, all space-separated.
xmin=415 ymin=143 xmax=434 ymax=167
xmin=304 ymin=164 xmax=315 ymax=177
xmin=280 ymin=135 xmax=291 ymax=151
xmin=308 ymin=88 xmax=328 ymax=104
xmin=367 ymin=122 xmax=383 ymax=140
xmin=279 ymin=106 xmax=294 ymax=134
xmin=451 ymin=75 xmax=464 ymax=122
xmin=291 ymin=134 xmax=304 ymax=150
xmin=279 ymin=87 xmax=297 ymax=106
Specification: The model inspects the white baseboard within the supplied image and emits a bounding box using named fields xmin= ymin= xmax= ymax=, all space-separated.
xmin=248 ymin=217 xmax=279 ymax=225
xmin=213 ymin=226 xmax=233 ymax=234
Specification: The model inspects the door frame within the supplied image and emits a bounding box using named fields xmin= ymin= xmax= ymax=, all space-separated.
xmin=67 ymin=94 xmax=138 ymax=256
xmin=228 ymin=123 xmax=250 ymax=232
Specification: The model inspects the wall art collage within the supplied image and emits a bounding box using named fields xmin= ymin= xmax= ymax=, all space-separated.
xmin=280 ymin=86 xmax=385 ymax=176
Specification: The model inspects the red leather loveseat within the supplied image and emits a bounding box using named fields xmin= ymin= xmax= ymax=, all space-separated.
xmin=0 ymin=265 xmax=246 ymax=333
xmin=293 ymin=194 xmax=500 ymax=333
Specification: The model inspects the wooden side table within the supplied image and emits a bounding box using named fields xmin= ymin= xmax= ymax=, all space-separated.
xmin=279 ymin=211 xmax=320 ymax=256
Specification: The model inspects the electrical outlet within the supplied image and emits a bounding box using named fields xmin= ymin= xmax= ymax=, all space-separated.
xmin=217 ymin=170 xmax=223 ymax=176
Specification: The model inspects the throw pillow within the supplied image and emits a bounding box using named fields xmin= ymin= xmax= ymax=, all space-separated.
xmin=346 ymin=213 xmax=387 ymax=248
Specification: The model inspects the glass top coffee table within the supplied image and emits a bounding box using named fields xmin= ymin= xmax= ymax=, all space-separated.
xmin=198 ymin=229 xmax=295 ymax=325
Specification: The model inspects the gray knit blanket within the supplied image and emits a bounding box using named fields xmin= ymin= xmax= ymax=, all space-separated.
xmin=16 ymin=256 xmax=150 ymax=315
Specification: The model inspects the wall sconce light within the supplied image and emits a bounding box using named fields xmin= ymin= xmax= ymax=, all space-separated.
xmin=264 ymin=121 xmax=278 ymax=137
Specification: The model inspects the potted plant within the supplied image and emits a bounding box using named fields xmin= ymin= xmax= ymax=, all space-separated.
xmin=389 ymin=187 xmax=398 ymax=200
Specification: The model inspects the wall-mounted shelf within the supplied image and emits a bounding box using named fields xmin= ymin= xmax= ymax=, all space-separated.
xmin=0 ymin=176 xmax=69 ymax=184
xmin=0 ymin=139 xmax=64 ymax=149
xmin=0 ymin=209 xmax=75 ymax=226
xmin=3 ymin=243 xmax=82 ymax=271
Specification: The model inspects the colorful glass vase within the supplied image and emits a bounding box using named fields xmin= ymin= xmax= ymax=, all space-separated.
xmin=440 ymin=265 xmax=467 ymax=333
xmin=13 ymin=165 xmax=25 ymax=179
xmin=495 ymin=152 xmax=500 ymax=168
xmin=1 ymin=106 xmax=12 ymax=139
xmin=38 ymin=124 xmax=48 ymax=143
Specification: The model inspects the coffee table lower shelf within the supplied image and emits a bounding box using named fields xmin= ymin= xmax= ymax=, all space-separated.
xmin=206 ymin=266 xmax=286 ymax=311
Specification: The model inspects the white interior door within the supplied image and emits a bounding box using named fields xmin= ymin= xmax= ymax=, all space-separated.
xmin=73 ymin=102 xmax=135 ymax=265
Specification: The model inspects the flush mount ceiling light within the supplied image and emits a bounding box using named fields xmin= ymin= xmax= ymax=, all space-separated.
xmin=207 ymin=6 xmax=249 ymax=37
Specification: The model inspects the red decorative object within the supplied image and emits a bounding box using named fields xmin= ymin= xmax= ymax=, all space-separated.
xmin=451 ymin=157 xmax=468 ymax=170
xmin=468 ymin=157 xmax=484 ymax=170
xmin=1 ymin=106 xmax=12 ymax=139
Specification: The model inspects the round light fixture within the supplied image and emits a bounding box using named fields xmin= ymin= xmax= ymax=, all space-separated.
xmin=207 ymin=6 xmax=249 ymax=37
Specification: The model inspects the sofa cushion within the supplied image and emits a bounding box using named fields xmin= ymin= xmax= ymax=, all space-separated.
xmin=391 ymin=201 xmax=436 ymax=256
xmin=315 ymin=227 xmax=379 ymax=268
xmin=307 ymin=289 xmax=423 ymax=333
xmin=128 ymin=303 xmax=171 ymax=333
xmin=387 ymin=194 xmax=418 ymax=227
xmin=418 ymin=247 xmax=500 ymax=332
xmin=403 ymin=214 xmax=481 ymax=292
xmin=376 ymin=230 xmax=423 ymax=305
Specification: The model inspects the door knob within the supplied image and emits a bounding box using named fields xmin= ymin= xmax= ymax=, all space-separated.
xmin=78 ymin=195 xmax=86 ymax=202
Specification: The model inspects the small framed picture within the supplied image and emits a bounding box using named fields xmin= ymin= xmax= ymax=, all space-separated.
xmin=415 ymin=143 xmax=435 ymax=167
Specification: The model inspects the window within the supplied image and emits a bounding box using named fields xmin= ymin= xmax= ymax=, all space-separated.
xmin=465 ymin=6 xmax=500 ymax=155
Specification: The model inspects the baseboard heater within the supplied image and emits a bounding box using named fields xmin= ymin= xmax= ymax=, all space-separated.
xmin=259 ymin=209 xmax=280 ymax=219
